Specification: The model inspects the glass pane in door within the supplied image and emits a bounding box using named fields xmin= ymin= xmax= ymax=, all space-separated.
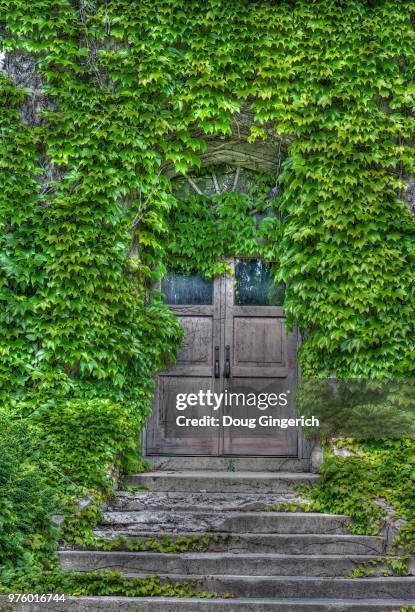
xmin=161 ymin=271 xmax=213 ymax=305
xmin=234 ymin=259 xmax=285 ymax=306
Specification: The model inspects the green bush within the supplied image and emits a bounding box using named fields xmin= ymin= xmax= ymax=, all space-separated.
xmin=0 ymin=397 xmax=154 ymax=590
xmin=32 ymin=398 xmax=144 ymax=504
xmin=0 ymin=412 xmax=57 ymax=580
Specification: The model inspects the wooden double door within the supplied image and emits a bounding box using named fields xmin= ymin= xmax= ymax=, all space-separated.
xmin=146 ymin=259 xmax=299 ymax=456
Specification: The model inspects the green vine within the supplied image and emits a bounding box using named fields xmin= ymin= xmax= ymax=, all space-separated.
xmin=88 ymin=533 xmax=232 ymax=554
xmin=162 ymin=167 xmax=284 ymax=278
xmin=0 ymin=567 xmax=224 ymax=598
xmin=306 ymin=439 xmax=415 ymax=563
xmin=1 ymin=0 xmax=415 ymax=594
xmin=2 ymin=0 xmax=414 ymax=377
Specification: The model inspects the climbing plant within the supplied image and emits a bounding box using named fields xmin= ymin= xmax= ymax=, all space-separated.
xmin=2 ymin=0 xmax=414 ymax=385
xmin=162 ymin=167 xmax=284 ymax=278
xmin=1 ymin=0 xmax=415 ymax=591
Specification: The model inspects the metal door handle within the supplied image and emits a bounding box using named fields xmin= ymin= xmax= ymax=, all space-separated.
xmin=214 ymin=346 xmax=220 ymax=378
xmin=225 ymin=345 xmax=231 ymax=378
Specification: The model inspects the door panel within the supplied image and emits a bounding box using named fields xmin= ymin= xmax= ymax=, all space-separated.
xmin=167 ymin=310 xmax=215 ymax=377
xmin=221 ymin=378 xmax=298 ymax=456
xmin=232 ymin=312 xmax=286 ymax=376
xmin=150 ymin=376 xmax=220 ymax=455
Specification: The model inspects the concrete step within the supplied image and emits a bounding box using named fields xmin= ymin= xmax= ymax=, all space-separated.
xmin=59 ymin=550 xmax=386 ymax=577
xmin=107 ymin=491 xmax=310 ymax=512
xmin=100 ymin=511 xmax=352 ymax=535
xmin=3 ymin=596 xmax=413 ymax=611
xmin=90 ymin=531 xmax=385 ymax=555
xmin=146 ymin=456 xmax=311 ymax=472
xmin=99 ymin=574 xmax=415 ymax=599
xmin=124 ymin=471 xmax=319 ymax=493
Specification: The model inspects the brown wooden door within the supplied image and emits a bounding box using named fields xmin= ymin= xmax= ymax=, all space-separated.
xmin=221 ymin=259 xmax=298 ymax=456
xmin=146 ymin=260 xmax=298 ymax=457
xmin=146 ymin=273 xmax=222 ymax=455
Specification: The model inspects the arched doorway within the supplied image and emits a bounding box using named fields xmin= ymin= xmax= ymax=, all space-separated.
xmin=146 ymin=165 xmax=301 ymax=457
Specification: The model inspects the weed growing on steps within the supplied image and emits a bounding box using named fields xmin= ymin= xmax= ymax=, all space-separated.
xmin=263 ymin=501 xmax=312 ymax=513
xmin=77 ymin=534 xmax=233 ymax=554
xmin=0 ymin=568 xmax=228 ymax=598
xmin=227 ymin=459 xmax=236 ymax=472
xmin=351 ymin=556 xmax=410 ymax=578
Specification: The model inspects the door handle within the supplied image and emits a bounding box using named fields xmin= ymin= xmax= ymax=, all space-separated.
xmin=214 ymin=346 xmax=220 ymax=378
xmin=225 ymin=345 xmax=231 ymax=378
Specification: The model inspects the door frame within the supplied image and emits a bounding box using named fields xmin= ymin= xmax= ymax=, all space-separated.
xmin=143 ymin=263 xmax=309 ymax=459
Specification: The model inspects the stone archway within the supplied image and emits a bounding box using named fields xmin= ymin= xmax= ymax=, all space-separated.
xmin=164 ymin=107 xmax=290 ymax=179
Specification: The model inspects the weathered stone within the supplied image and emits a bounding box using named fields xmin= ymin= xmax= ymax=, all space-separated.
xmin=57 ymin=465 xmax=414 ymax=610
xmin=146 ymin=456 xmax=310 ymax=472
xmin=100 ymin=510 xmax=352 ymax=535
xmin=59 ymin=550 xmax=387 ymax=577
xmin=106 ymin=491 xmax=309 ymax=513
xmin=1 ymin=595 xmax=412 ymax=611
xmin=88 ymin=531 xmax=385 ymax=556
xmin=310 ymin=444 xmax=324 ymax=473
xmin=123 ymin=470 xmax=319 ymax=493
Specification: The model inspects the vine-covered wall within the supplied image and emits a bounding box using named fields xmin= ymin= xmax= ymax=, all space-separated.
xmin=1 ymin=0 xmax=415 ymax=422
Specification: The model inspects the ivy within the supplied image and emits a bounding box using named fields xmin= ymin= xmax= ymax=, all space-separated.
xmin=84 ymin=534 xmax=232 ymax=554
xmin=1 ymin=0 xmax=415 ymax=594
xmin=2 ymin=0 xmax=414 ymax=404
xmin=306 ymin=439 xmax=415 ymax=572
xmin=0 ymin=567 xmax=223 ymax=598
xmin=162 ymin=167 xmax=284 ymax=278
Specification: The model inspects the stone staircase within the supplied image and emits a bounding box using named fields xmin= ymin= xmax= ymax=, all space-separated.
xmin=58 ymin=457 xmax=415 ymax=611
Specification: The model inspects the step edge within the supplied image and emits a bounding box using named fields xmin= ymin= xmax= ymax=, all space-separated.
xmin=117 ymin=573 xmax=415 ymax=583
xmin=59 ymin=551 xmax=387 ymax=560
xmin=127 ymin=474 xmax=317 ymax=478
xmin=102 ymin=511 xmax=350 ymax=518
xmin=11 ymin=596 xmax=412 ymax=604
xmin=90 ymin=532 xmax=383 ymax=541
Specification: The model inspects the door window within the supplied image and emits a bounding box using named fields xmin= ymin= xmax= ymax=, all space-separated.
xmin=234 ymin=259 xmax=285 ymax=306
xmin=161 ymin=271 xmax=213 ymax=305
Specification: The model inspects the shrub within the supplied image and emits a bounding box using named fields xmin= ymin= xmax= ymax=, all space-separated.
xmin=0 ymin=412 xmax=57 ymax=580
